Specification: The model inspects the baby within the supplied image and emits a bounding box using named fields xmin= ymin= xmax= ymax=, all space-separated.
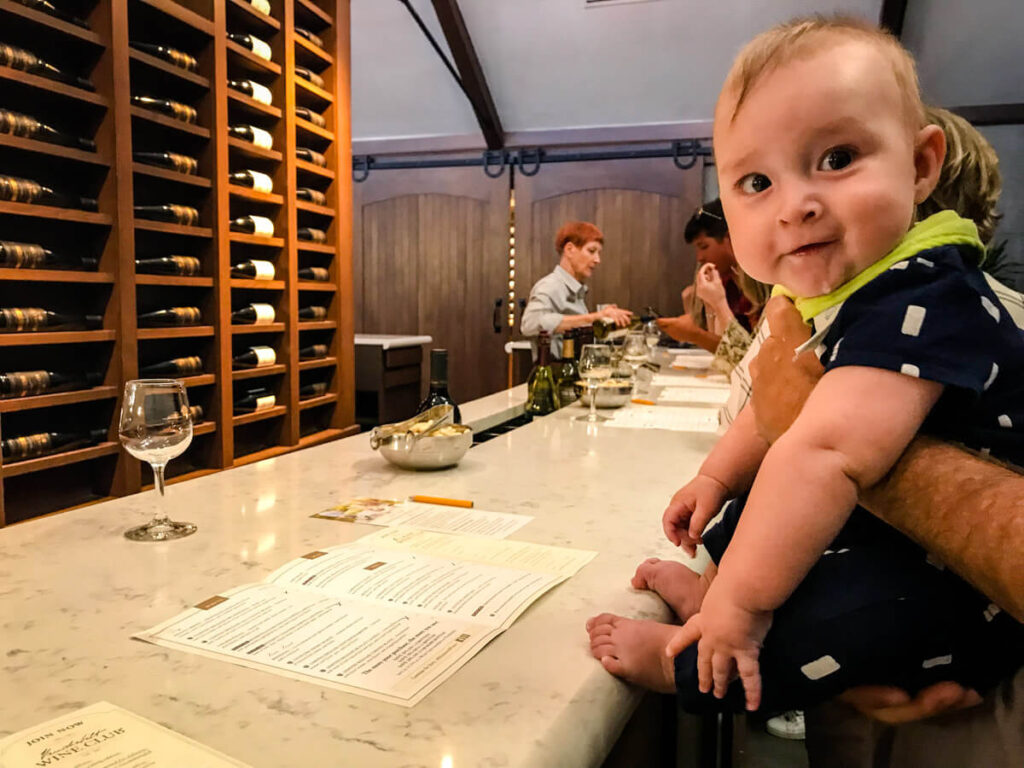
xmin=587 ymin=16 xmax=1024 ymax=714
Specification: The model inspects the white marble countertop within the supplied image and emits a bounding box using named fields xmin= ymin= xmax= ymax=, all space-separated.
xmin=0 ymin=370 xmax=717 ymax=768
xmin=354 ymin=334 xmax=433 ymax=349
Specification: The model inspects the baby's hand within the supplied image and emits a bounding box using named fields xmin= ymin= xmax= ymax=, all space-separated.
xmin=665 ymin=582 xmax=773 ymax=711
xmin=662 ymin=474 xmax=729 ymax=555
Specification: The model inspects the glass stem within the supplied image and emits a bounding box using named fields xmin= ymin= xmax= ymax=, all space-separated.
xmin=589 ymin=382 xmax=598 ymax=421
xmin=150 ymin=462 xmax=170 ymax=525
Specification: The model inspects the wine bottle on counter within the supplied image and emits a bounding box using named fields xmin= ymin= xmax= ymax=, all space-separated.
xmin=234 ymin=386 xmax=276 ymax=414
xmin=0 ymin=369 xmax=102 ymax=398
xmin=0 ymin=308 xmax=102 ymax=332
xmin=227 ymin=33 xmax=272 ymax=62
xmin=1 ymin=427 xmax=107 ymax=462
xmin=13 ymin=0 xmax=90 ymax=28
xmin=134 ymin=205 xmax=200 ymax=226
xmin=296 ymin=148 xmax=326 ymax=167
xmin=230 ymin=260 xmax=275 ymax=280
xmin=231 ymin=302 xmax=275 ymax=325
xmin=295 ymin=107 xmax=326 ymax=128
xmin=299 ymin=381 xmax=328 ymax=399
xmin=133 ymin=151 xmax=199 ymax=175
xmin=137 ymin=306 xmax=201 ymax=327
xmin=188 ymin=404 xmax=204 ymax=422
xmin=294 ymin=27 xmax=325 ymax=49
xmin=554 ymin=332 xmax=580 ymax=406
xmin=0 ymin=44 xmax=94 ymax=90
xmin=131 ymin=95 xmax=197 ymax=124
xmin=139 ymin=356 xmax=203 ymax=376
xmin=0 ymin=109 xmax=95 ymax=151
xmin=228 ymin=79 xmax=273 ymax=106
xmin=416 ymin=349 xmax=461 ymax=423
xmin=295 ymin=67 xmax=325 ymax=89
xmin=229 ymin=170 xmax=273 ymax=194
xmin=0 ymin=175 xmax=97 ymax=211
xmin=299 ymin=343 xmax=328 ymax=360
xmin=0 ymin=241 xmax=97 ymax=271
xmin=296 ymin=187 xmax=326 ymax=205
xmin=298 ymin=306 xmax=327 ymax=321
xmin=135 ymin=256 xmax=201 ymax=276
xmin=229 ymin=215 xmax=275 ymax=238
xmin=297 ymin=228 xmax=327 ymax=243
xmin=129 ymin=41 xmax=198 ymax=72
xmin=525 ymin=333 xmax=560 ymax=415
xmin=233 ymin=345 xmax=276 ymax=369
xmin=298 ymin=266 xmax=329 ymax=282
xmin=247 ymin=0 xmax=271 ymax=16
xmin=228 ymin=124 xmax=273 ymax=150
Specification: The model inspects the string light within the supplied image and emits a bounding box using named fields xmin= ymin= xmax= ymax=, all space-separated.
xmin=507 ymin=189 xmax=516 ymax=327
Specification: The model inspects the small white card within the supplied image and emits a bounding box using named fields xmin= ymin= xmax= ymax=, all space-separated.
xmin=314 ymin=497 xmax=533 ymax=539
xmin=605 ymin=405 xmax=720 ymax=433
xmin=657 ymin=386 xmax=730 ymax=406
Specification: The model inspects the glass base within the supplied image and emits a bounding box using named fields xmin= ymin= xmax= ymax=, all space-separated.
xmin=573 ymin=413 xmax=610 ymax=423
xmin=124 ymin=519 xmax=197 ymax=542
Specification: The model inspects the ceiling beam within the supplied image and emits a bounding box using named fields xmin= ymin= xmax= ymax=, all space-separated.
xmin=950 ymin=103 xmax=1024 ymax=126
xmin=879 ymin=0 xmax=908 ymax=38
xmin=430 ymin=0 xmax=504 ymax=150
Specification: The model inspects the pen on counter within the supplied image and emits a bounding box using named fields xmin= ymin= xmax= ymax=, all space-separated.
xmin=409 ymin=494 xmax=474 ymax=508
xmin=631 ymin=398 xmax=656 ymax=406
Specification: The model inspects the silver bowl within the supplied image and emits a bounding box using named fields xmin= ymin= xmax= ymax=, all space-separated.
xmin=574 ymin=380 xmax=633 ymax=408
xmin=370 ymin=406 xmax=473 ymax=470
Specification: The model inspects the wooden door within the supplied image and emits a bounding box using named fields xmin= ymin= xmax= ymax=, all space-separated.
xmin=353 ymin=167 xmax=510 ymax=402
xmin=515 ymin=157 xmax=705 ymax=325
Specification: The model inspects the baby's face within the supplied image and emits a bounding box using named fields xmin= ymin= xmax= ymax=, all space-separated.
xmin=714 ymin=41 xmax=921 ymax=297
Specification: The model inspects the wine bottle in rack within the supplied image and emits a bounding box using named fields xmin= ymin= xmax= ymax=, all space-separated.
xmin=298 ymin=306 xmax=327 ymax=321
xmin=1 ymin=427 xmax=107 ymax=462
xmin=295 ymin=67 xmax=325 ymax=89
xmin=129 ymin=42 xmax=198 ymax=72
xmin=294 ymin=28 xmax=325 ymax=49
xmin=133 ymin=151 xmax=199 ymax=175
xmin=13 ymin=0 xmax=90 ymax=28
xmin=234 ymin=386 xmax=276 ymax=414
xmin=246 ymin=0 xmax=272 ymax=17
xmin=134 ymin=205 xmax=200 ymax=226
xmin=229 ymin=170 xmax=273 ymax=194
xmin=229 ymin=215 xmax=275 ymax=237
xmin=233 ymin=345 xmax=276 ymax=369
xmin=131 ymin=95 xmax=197 ymax=125
xmin=230 ymin=260 xmax=275 ymax=281
xmin=296 ymin=187 xmax=327 ymax=205
xmin=228 ymin=124 xmax=273 ymax=150
xmin=0 ymin=369 xmax=102 ymax=398
xmin=188 ymin=404 xmax=204 ymax=422
xmin=0 ymin=241 xmax=97 ymax=270
xmin=299 ymin=381 xmax=328 ymax=399
xmin=231 ymin=303 xmax=275 ymax=325
xmin=0 ymin=308 xmax=102 ymax=332
xmin=0 ymin=175 xmax=97 ymax=211
xmin=0 ymin=109 xmax=95 ymax=151
xmin=296 ymin=148 xmax=326 ymax=167
xmin=135 ymin=256 xmax=201 ymax=276
xmin=0 ymin=44 xmax=94 ymax=90
xmin=227 ymin=33 xmax=273 ymax=62
xmin=299 ymin=343 xmax=328 ymax=360
xmin=298 ymin=266 xmax=329 ymax=282
xmin=295 ymin=107 xmax=326 ymax=128
xmin=228 ymin=79 xmax=273 ymax=106
xmin=297 ymin=228 xmax=327 ymax=244
xmin=137 ymin=306 xmax=202 ymax=327
xmin=139 ymin=356 xmax=203 ymax=376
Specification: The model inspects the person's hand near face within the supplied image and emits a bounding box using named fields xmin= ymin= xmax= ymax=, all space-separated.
xmin=695 ymin=264 xmax=734 ymax=335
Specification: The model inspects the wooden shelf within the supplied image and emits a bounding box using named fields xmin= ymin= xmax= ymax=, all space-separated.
xmin=192 ymin=420 xmax=216 ymax=436
xmin=132 ymin=162 xmax=213 ymax=188
xmin=136 ymin=0 xmax=214 ymax=36
xmin=178 ymin=374 xmax=216 ymax=387
xmin=0 ymin=269 xmax=114 ymax=284
xmin=296 ymin=200 xmax=334 ymax=217
xmin=0 ymin=133 xmax=109 ymax=167
xmin=295 ymin=77 xmax=333 ymax=107
xmin=129 ymin=49 xmax=210 ymax=89
xmin=0 ymin=386 xmax=118 ymax=414
xmin=0 ymin=330 xmax=115 ymax=347
xmin=130 ymin=106 xmax=211 ymax=139
xmin=299 ymin=320 xmax=336 ymax=331
xmin=231 ymin=322 xmax=286 ymax=334
xmin=297 ymin=281 xmax=336 ymax=292
xmin=228 ymin=185 xmax=284 ymax=205
xmin=228 ymin=136 xmax=283 ymax=163
xmin=232 ymin=364 xmax=286 ymax=380
xmin=230 ymin=278 xmax=285 ymax=289
xmin=135 ymin=220 xmax=214 ymax=238
xmin=299 ymin=392 xmax=337 ymax=411
xmin=299 ymin=426 xmax=352 ymax=448
xmin=295 ymin=35 xmax=333 ymax=68
xmin=137 ymin=325 xmax=215 ymax=340
xmin=226 ymin=0 xmax=280 ymax=32
xmin=226 ymin=40 xmax=283 ymax=77
xmin=227 ymin=89 xmax=283 ymax=120
xmin=295 ymin=0 xmax=333 ymax=29
xmin=1 ymin=442 xmax=119 ymax=478
xmin=229 ymin=232 xmax=285 ymax=248
xmin=296 ymin=117 xmax=333 ymax=143
xmin=0 ymin=200 xmax=112 ymax=226
xmin=135 ymin=274 xmax=215 ymax=287
xmin=298 ymin=356 xmax=336 ymax=371
xmin=296 ymin=159 xmax=335 ymax=180
xmin=296 ymin=241 xmax=335 ymax=254
xmin=0 ymin=66 xmax=108 ymax=108
xmin=0 ymin=0 xmax=105 ymax=47
xmin=233 ymin=404 xmax=286 ymax=426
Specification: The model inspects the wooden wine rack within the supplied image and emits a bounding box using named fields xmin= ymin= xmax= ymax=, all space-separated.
xmin=0 ymin=0 xmax=355 ymax=525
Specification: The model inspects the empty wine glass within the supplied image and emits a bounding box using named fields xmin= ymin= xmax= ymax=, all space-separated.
xmin=119 ymin=379 xmax=195 ymax=541
xmin=575 ymin=343 xmax=613 ymax=423
xmin=643 ymin=319 xmax=661 ymax=359
xmin=621 ymin=331 xmax=648 ymax=395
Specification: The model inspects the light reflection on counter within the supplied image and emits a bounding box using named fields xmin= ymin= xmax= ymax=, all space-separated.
xmin=441 ymin=755 xmax=454 ymax=768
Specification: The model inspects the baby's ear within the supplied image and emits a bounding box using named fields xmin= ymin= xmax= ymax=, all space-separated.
xmin=912 ymin=124 xmax=946 ymax=204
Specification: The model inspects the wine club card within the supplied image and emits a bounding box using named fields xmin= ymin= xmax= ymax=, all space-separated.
xmin=313 ymin=497 xmax=533 ymax=539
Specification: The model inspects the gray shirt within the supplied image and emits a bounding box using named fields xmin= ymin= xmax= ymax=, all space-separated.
xmin=520 ymin=264 xmax=589 ymax=359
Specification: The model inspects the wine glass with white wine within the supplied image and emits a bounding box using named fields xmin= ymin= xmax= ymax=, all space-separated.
xmin=575 ymin=343 xmax=613 ymax=423
xmin=119 ymin=379 xmax=196 ymax=541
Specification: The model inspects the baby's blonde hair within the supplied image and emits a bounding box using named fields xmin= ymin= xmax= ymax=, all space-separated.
xmin=720 ymin=15 xmax=925 ymax=131
xmin=917 ymin=106 xmax=1002 ymax=245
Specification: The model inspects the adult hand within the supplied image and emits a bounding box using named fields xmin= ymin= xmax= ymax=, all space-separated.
xmin=839 ymin=682 xmax=983 ymax=725
xmin=657 ymin=314 xmax=701 ymax=343
xmin=695 ymin=264 xmax=728 ymax=314
xmin=598 ymin=304 xmax=633 ymax=328
xmin=682 ymin=285 xmax=696 ymax=317
xmin=748 ymin=296 xmax=823 ymax=443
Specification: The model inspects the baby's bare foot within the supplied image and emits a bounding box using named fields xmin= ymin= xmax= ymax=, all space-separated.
xmin=585 ymin=613 xmax=678 ymax=693
xmin=631 ymin=558 xmax=708 ymax=620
